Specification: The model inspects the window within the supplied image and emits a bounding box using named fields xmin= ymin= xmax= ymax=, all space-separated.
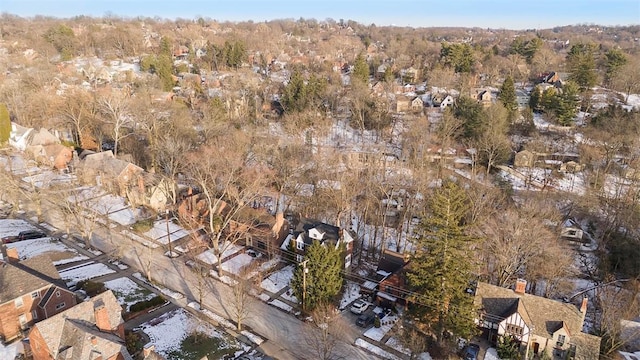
xmin=557 ymin=334 xmax=566 ymax=347
xmin=14 ymin=297 xmax=24 ymax=308
xmin=296 ymin=240 xmax=304 ymax=250
xmin=31 ymin=292 xmax=39 ymax=299
xmin=56 ymin=291 xmax=61 ymax=297
xmin=55 ymin=302 xmax=66 ymax=310
xmin=18 ymin=314 xmax=27 ymax=329
xmin=32 ymin=310 xmax=38 ymax=320
xmin=506 ymin=324 xmax=524 ymax=336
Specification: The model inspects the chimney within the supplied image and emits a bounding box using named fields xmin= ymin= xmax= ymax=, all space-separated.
xmin=580 ymin=297 xmax=588 ymax=314
xmin=94 ymin=300 xmax=111 ymax=332
xmin=143 ymin=343 xmax=156 ymax=357
xmin=514 ymin=278 xmax=527 ymax=295
xmin=6 ymin=247 xmax=19 ymax=263
xmin=91 ymin=336 xmax=97 ymax=345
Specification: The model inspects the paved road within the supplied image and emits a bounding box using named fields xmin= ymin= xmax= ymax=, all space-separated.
xmin=30 ymin=194 xmax=378 ymax=360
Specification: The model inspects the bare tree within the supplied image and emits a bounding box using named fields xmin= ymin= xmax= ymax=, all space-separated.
xmin=229 ymin=263 xmax=258 ymax=331
xmin=596 ymin=280 xmax=640 ymax=357
xmin=304 ymin=302 xmax=347 ymax=360
xmin=97 ymin=91 xmax=132 ymax=156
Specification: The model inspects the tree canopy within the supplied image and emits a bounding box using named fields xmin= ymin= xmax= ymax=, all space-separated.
xmin=0 ymin=103 xmax=11 ymax=144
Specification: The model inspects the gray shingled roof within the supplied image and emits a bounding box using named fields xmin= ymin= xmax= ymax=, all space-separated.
xmin=55 ymin=319 xmax=133 ymax=360
xmin=475 ymin=282 xmax=585 ymax=338
xmin=32 ymin=290 xmax=125 ymax=359
xmin=0 ymin=255 xmax=63 ymax=304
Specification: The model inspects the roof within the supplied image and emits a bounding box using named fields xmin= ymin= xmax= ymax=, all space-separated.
xmin=297 ymin=218 xmax=340 ymax=246
xmin=83 ymin=150 xmax=142 ymax=178
xmin=474 ymin=282 xmax=587 ymax=339
xmin=29 ymin=128 xmax=60 ymax=146
xmin=54 ymin=319 xmax=133 ymax=360
xmin=0 ymin=255 xmax=64 ymax=304
xmin=32 ymin=291 xmax=125 ymax=359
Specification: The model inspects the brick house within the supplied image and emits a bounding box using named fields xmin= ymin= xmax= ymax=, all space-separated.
xmin=80 ymin=150 xmax=144 ymax=197
xmin=0 ymin=249 xmax=76 ymax=343
xmin=375 ymin=249 xmax=410 ymax=307
xmin=474 ymin=279 xmax=601 ymax=360
xmin=28 ymin=290 xmax=132 ymax=360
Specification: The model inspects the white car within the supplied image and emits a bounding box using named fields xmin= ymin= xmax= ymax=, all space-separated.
xmin=350 ymin=299 xmax=371 ymax=314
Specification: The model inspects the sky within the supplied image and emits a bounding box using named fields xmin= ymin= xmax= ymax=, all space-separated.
xmin=1 ymin=0 xmax=638 ymax=30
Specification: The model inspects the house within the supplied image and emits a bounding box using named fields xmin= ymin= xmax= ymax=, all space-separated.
xmin=371 ymin=81 xmax=385 ymax=95
xmin=80 ymin=151 xmax=144 ymax=197
xmin=514 ymin=150 xmax=536 ymax=168
xmin=375 ymin=249 xmax=411 ymax=307
xmin=516 ymin=89 xmax=530 ymax=109
xmin=28 ymin=290 xmax=131 ymax=360
xmin=376 ymin=63 xmax=390 ymax=79
xmin=395 ymin=95 xmax=412 ymax=113
xmin=280 ymin=217 xmax=354 ymax=268
xmin=432 ymin=93 xmax=455 ymax=110
xmin=410 ymin=96 xmax=424 ymax=112
xmin=474 ymin=280 xmax=601 ymax=360
xmin=26 ymin=143 xmax=74 ymax=171
xmin=9 ymin=123 xmax=35 ymax=151
xmin=401 ymin=66 xmax=420 ymax=83
xmin=472 ymin=88 xmax=493 ymax=107
xmin=0 ymin=249 xmax=76 ymax=343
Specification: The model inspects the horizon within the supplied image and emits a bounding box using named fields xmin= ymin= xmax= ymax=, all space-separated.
xmin=1 ymin=0 xmax=638 ymax=30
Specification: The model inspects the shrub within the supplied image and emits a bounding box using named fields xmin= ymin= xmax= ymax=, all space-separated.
xmin=374 ymin=316 xmax=381 ymax=328
xmin=76 ymin=280 xmax=106 ymax=297
xmin=129 ymin=295 xmax=165 ymax=313
xmin=131 ymin=218 xmax=154 ymax=233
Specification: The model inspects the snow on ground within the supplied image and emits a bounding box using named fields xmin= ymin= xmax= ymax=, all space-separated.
xmin=6 ymin=237 xmax=78 ymax=260
xmin=196 ymin=242 xmax=244 ymax=265
xmin=221 ymin=253 xmax=254 ymax=276
xmin=245 ymin=257 xmax=280 ymax=279
xmin=268 ymin=298 xmax=293 ymax=312
xmin=140 ymin=308 xmax=236 ymax=359
xmin=53 ymin=254 xmax=90 ymax=265
xmin=260 ymin=265 xmax=294 ymax=293
xmin=121 ymin=229 xmax=159 ymax=248
xmin=104 ymin=277 xmax=155 ymax=311
xmin=485 ymin=348 xmax=499 ymax=360
xmin=351 ymin=215 xmax=415 ymax=255
xmin=0 ymin=340 xmax=24 ymax=359
xmin=58 ymin=261 xmax=115 ymax=282
xmin=0 ymin=218 xmax=36 ymax=238
xmin=623 ymin=93 xmax=640 ymax=110
xmin=339 ymin=281 xmax=361 ymax=310
xmin=386 ymin=337 xmax=411 ymax=355
xmin=21 ymin=171 xmax=75 ymax=189
xmin=241 ymin=330 xmax=264 ymax=345
xmin=143 ymin=219 xmax=191 ymax=245
xmin=280 ymin=288 xmax=297 ymax=303
xmin=363 ymin=314 xmax=398 ymax=341
xmin=188 ymin=302 xmax=235 ymax=329
xmin=355 ymin=338 xmax=402 ymax=360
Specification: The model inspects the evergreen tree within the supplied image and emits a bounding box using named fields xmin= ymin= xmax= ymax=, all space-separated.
xmin=281 ymin=70 xmax=309 ymax=113
xmin=352 ymin=53 xmax=369 ymax=85
xmin=567 ymin=43 xmax=597 ymax=91
xmin=453 ymin=96 xmax=484 ymax=140
xmin=553 ymin=81 xmax=579 ymax=126
xmin=440 ymin=43 xmax=474 ymax=73
xmin=498 ymin=75 xmax=518 ymax=122
xmin=604 ymin=48 xmax=627 ymax=86
xmin=407 ymin=181 xmax=478 ymax=343
xmin=43 ymin=24 xmax=76 ymax=60
xmin=290 ymin=240 xmax=344 ymax=312
xmin=0 ymin=103 xmax=11 ymax=144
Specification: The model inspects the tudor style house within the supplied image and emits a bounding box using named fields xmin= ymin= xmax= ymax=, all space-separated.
xmin=28 ymin=290 xmax=132 ymax=360
xmin=281 ymin=217 xmax=354 ymax=268
xmin=474 ymin=279 xmax=601 ymax=360
xmin=0 ymin=249 xmax=76 ymax=343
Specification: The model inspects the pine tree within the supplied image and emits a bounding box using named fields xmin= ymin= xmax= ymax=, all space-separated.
xmin=0 ymin=103 xmax=11 ymax=144
xmin=567 ymin=43 xmax=597 ymax=91
xmin=352 ymin=53 xmax=369 ymax=85
xmin=553 ymin=81 xmax=579 ymax=126
xmin=604 ymin=48 xmax=627 ymax=86
xmin=498 ymin=75 xmax=518 ymax=122
xmin=407 ymin=181 xmax=478 ymax=343
xmin=290 ymin=240 xmax=344 ymax=312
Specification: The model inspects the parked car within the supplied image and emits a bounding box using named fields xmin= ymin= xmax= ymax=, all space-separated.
xmin=355 ymin=312 xmax=376 ymax=327
xmin=462 ymin=343 xmax=480 ymax=360
xmin=2 ymin=230 xmax=47 ymax=243
xmin=349 ymin=299 xmax=371 ymax=314
xmin=246 ymin=249 xmax=262 ymax=258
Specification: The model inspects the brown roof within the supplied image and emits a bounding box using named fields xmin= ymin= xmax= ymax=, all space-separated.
xmin=474 ymin=282 xmax=584 ymax=339
xmin=55 ymin=319 xmax=133 ymax=360
xmin=0 ymin=255 xmax=63 ymax=304
xmin=31 ymin=290 xmax=125 ymax=359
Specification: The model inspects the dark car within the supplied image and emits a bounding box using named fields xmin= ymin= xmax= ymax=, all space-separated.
xmin=2 ymin=230 xmax=47 ymax=244
xmin=462 ymin=343 xmax=480 ymax=360
xmin=356 ymin=313 xmax=376 ymax=328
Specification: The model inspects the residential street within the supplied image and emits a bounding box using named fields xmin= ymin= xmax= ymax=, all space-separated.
xmin=28 ymin=194 xmax=378 ymax=360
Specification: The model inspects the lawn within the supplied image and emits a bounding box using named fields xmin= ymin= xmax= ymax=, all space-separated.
xmin=140 ymin=308 xmax=246 ymax=360
xmin=103 ymin=277 xmax=156 ymax=312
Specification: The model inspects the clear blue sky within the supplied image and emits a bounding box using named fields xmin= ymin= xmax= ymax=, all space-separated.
xmin=2 ymin=0 xmax=638 ymax=29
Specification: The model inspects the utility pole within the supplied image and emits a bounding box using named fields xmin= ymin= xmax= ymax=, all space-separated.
xmin=166 ymin=209 xmax=172 ymax=256
xmin=300 ymin=259 xmax=309 ymax=312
